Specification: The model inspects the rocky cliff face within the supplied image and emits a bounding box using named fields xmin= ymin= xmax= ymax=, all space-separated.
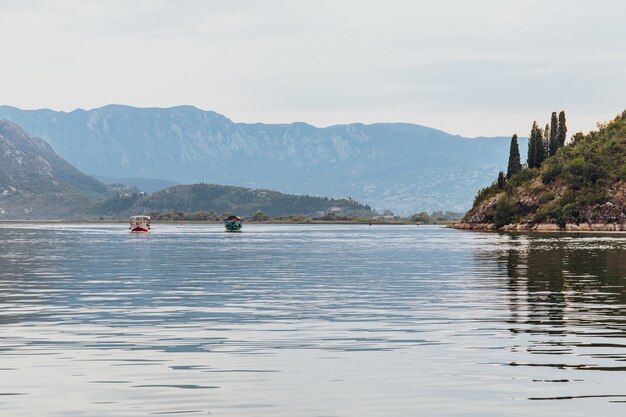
xmin=0 ymin=105 xmax=520 ymax=213
xmin=0 ymin=120 xmax=112 ymax=218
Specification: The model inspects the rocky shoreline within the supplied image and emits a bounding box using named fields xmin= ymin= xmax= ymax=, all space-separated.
xmin=451 ymin=222 xmax=626 ymax=232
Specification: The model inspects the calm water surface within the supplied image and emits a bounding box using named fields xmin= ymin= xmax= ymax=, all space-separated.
xmin=1 ymin=223 xmax=626 ymax=416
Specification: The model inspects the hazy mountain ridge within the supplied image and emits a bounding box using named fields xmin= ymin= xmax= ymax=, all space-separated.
xmin=94 ymin=175 xmax=178 ymax=194
xmin=0 ymin=120 xmax=112 ymax=218
xmin=0 ymin=119 xmax=376 ymax=219
xmin=0 ymin=105 xmax=525 ymax=213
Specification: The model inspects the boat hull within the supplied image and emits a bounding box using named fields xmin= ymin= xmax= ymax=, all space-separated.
xmin=129 ymin=216 xmax=151 ymax=233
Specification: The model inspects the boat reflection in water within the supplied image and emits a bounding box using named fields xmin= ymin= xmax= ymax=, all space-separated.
xmin=129 ymin=215 xmax=151 ymax=232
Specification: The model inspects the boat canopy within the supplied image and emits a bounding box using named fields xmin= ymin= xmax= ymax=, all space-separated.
xmin=225 ymin=215 xmax=242 ymax=221
xmin=130 ymin=216 xmax=150 ymax=220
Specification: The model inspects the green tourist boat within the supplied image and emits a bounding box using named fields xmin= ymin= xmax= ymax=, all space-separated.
xmin=224 ymin=215 xmax=243 ymax=232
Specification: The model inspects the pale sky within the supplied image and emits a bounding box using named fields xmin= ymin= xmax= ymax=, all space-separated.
xmin=0 ymin=0 xmax=625 ymax=137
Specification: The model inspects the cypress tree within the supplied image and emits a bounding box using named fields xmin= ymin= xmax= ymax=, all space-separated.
xmin=534 ymin=122 xmax=546 ymax=167
xmin=532 ymin=123 xmax=539 ymax=168
xmin=497 ymin=171 xmax=506 ymax=189
xmin=527 ymin=125 xmax=536 ymax=168
xmin=507 ymin=134 xmax=522 ymax=179
xmin=549 ymin=111 xmax=558 ymax=156
xmin=543 ymin=123 xmax=550 ymax=159
xmin=528 ymin=122 xmax=546 ymax=169
xmin=557 ymin=111 xmax=567 ymax=148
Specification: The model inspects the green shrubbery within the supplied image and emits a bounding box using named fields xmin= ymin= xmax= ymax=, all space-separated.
xmin=541 ymin=112 xmax=626 ymax=189
xmin=250 ymin=211 xmax=271 ymax=222
xmin=541 ymin=161 xmax=561 ymax=184
xmin=410 ymin=211 xmax=463 ymax=224
xmin=145 ymin=210 xmax=221 ymax=221
xmin=472 ymin=183 xmax=501 ymax=209
xmin=493 ymin=195 xmax=518 ymax=227
xmin=504 ymin=168 xmax=539 ymax=191
xmin=539 ymin=191 xmax=556 ymax=204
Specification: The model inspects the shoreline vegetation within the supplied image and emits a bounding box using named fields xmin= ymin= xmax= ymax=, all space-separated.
xmin=455 ymin=110 xmax=626 ymax=232
xmin=0 ymin=219 xmax=454 ymax=225
xmin=0 ymin=212 xmax=461 ymax=225
xmin=0 ymin=210 xmax=462 ymax=226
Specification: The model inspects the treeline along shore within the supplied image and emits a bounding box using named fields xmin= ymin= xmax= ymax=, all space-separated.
xmin=96 ymin=209 xmax=461 ymax=225
xmin=0 ymin=210 xmax=462 ymax=225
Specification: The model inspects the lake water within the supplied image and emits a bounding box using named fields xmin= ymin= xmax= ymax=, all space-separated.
xmin=1 ymin=223 xmax=626 ymax=416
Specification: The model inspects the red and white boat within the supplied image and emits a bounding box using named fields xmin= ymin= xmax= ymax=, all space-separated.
xmin=129 ymin=215 xmax=151 ymax=232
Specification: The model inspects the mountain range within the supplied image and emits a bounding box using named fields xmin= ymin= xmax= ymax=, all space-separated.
xmin=0 ymin=105 xmax=526 ymax=213
xmin=0 ymin=119 xmax=374 ymax=219
xmin=0 ymin=120 xmax=112 ymax=217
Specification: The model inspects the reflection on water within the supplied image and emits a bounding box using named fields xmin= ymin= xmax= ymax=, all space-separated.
xmin=498 ymin=235 xmax=626 ymax=376
xmin=1 ymin=224 xmax=626 ymax=416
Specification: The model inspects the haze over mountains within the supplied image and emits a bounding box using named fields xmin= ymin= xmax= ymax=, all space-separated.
xmin=0 ymin=105 xmax=525 ymax=213
xmin=0 ymin=119 xmax=375 ymax=219
xmin=0 ymin=121 xmax=112 ymax=217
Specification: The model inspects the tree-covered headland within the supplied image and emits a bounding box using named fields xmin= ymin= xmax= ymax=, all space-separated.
xmin=460 ymin=110 xmax=626 ymax=230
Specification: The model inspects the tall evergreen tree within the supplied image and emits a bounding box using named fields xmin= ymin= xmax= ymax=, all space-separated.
xmin=534 ymin=122 xmax=546 ymax=166
xmin=507 ymin=134 xmax=522 ymax=179
xmin=531 ymin=123 xmax=538 ymax=167
xmin=549 ymin=111 xmax=558 ymax=156
xmin=528 ymin=122 xmax=546 ymax=168
xmin=557 ymin=111 xmax=567 ymax=148
xmin=527 ymin=125 xmax=536 ymax=168
xmin=497 ymin=171 xmax=506 ymax=189
xmin=543 ymin=123 xmax=550 ymax=159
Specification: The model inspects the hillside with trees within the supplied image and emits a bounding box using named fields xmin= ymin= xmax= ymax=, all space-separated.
xmin=457 ymin=110 xmax=626 ymax=231
xmin=92 ymin=183 xmax=374 ymax=219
